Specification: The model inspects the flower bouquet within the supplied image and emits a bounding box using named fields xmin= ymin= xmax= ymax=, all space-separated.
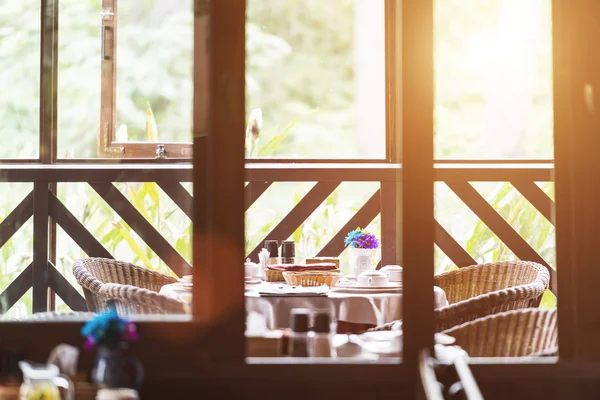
xmin=81 ymin=308 xmax=144 ymax=389
xmin=344 ymin=227 xmax=380 ymax=277
xmin=81 ymin=308 xmax=138 ymax=351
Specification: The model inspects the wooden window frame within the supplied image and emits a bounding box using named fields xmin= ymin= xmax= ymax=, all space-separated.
xmin=99 ymin=0 xmax=193 ymax=160
xmin=6 ymin=0 xmax=600 ymax=397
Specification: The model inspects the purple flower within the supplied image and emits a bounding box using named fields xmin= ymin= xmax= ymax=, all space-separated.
xmin=84 ymin=335 xmax=96 ymax=351
xmin=344 ymin=227 xmax=380 ymax=249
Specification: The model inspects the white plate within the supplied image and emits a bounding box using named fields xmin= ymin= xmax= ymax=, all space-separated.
xmin=329 ymin=283 xmax=402 ymax=294
xmin=334 ymin=282 xmax=402 ymax=290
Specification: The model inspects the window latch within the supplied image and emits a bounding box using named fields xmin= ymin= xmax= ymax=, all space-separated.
xmin=156 ymin=144 xmax=167 ymax=160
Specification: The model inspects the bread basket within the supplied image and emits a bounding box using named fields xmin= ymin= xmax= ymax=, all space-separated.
xmin=283 ymin=270 xmax=341 ymax=287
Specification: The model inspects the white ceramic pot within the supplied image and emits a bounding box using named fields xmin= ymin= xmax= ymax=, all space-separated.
xmin=380 ymin=265 xmax=403 ymax=282
xmin=357 ymin=270 xmax=388 ymax=287
xmin=348 ymin=248 xmax=376 ymax=277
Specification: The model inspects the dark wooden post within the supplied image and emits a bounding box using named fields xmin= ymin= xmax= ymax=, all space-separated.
xmin=32 ymin=182 xmax=49 ymax=313
xmin=380 ymin=180 xmax=401 ymax=266
xmin=553 ymin=0 xmax=600 ymax=360
xmin=401 ymin=0 xmax=435 ymax=377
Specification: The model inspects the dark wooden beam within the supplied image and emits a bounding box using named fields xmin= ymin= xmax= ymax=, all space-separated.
xmin=246 ymin=182 xmax=340 ymax=261
xmin=0 ymin=164 xmax=192 ymax=182
xmin=511 ymin=181 xmax=555 ymax=224
xmin=157 ymin=182 xmax=194 ymax=220
xmin=47 ymin=261 xmax=87 ymax=311
xmin=0 ymin=264 xmax=32 ymax=315
xmin=434 ymin=220 xmax=477 ymax=268
xmin=0 ymin=191 xmax=33 ymax=249
xmin=244 ymin=181 xmax=272 ymax=211
xmin=316 ymin=190 xmax=380 ymax=258
xmin=48 ymin=193 xmax=113 ymax=259
xmin=32 ymin=182 xmax=49 ymax=313
xmin=0 ymin=163 xmax=556 ymax=184
xmin=447 ymin=181 xmax=557 ymax=290
xmin=90 ymin=182 xmax=192 ymax=277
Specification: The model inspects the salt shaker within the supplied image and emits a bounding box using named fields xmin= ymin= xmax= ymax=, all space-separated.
xmin=309 ymin=310 xmax=333 ymax=357
xmin=264 ymin=240 xmax=279 ymax=265
xmin=288 ymin=309 xmax=310 ymax=357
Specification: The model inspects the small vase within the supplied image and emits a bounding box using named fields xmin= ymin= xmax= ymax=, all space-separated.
xmin=347 ymin=248 xmax=376 ymax=277
xmin=91 ymin=346 xmax=144 ymax=390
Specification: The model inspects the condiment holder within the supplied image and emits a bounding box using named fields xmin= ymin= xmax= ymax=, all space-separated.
xmin=245 ymin=258 xmax=261 ymax=279
xmin=380 ymin=265 xmax=403 ymax=282
xmin=357 ymin=271 xmax=388 ymax=287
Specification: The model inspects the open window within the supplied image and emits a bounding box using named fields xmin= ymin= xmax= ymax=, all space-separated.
xmin=98 ymin=0 xmax=193 ymax=159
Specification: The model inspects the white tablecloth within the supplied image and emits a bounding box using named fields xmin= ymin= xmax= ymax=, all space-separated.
xmin=245 ymin=283 xmax=448 ymax=329
xmin=160 ymin=282 xmax=448 ymax=329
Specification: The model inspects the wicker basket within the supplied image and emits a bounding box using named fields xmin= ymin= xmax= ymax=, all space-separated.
xmin=264 ymin=268 xmax=285 ymax=282
xmin=283 ymin=270 xmax=341 ymax=287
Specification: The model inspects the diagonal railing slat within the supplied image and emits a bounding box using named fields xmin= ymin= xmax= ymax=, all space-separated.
xmin=247 ymin=181 xmax=340 ymax=261
xmin=511 ymin=181 xmax=554 ymax=225
xmin=0 ymin=263 xmax=32 ymax=315
xmin=244 ymin=181 xmax=272 ymax=211
xmin=157 ymin=182 xmax=193 ymax=220
xmin=316 ymin=190 xmax=380 ymax=257
xmin=48 ymin=193 xmax=113 ymax=260
xmin=90 ymin=182 xmax=192 ymax=277
xmin=447 ymin=181 xmax=557 ymax=291
xmin=0 ymin=191 xmax=33 ymax=249
xmin=48 ymin=261 xmax=87 ymax=312
xmin=434 ymin=220 xmax=477 ymax=267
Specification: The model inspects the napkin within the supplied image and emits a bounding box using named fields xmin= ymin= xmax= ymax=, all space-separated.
xmin=258 ymin=284 xmax=329 ymax=297
xmin=258 ymin=249 xmax=270 ymax=268
xmin=266 ymin=263 xmax=337 ymax=272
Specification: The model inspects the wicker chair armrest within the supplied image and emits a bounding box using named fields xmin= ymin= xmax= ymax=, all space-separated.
xmin=435 ymin=280 xmax=547 ymax=331
xmin=98 ymin=283 xmax=186 ymax=315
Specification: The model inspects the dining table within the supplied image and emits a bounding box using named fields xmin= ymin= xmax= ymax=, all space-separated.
xmin=160 ymin=279 xmax=449 ymax=333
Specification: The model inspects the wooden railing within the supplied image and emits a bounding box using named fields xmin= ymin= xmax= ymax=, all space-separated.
xmin=0 ymin=163 xmax=555 ymax=315
xmin=0 ymin=165 xmax=192 ymax=314
xmin=246 ymin=163 xmax=555 ymax=290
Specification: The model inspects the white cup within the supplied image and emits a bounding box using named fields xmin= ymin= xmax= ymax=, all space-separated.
xmin=357 ymin=271 xmax=388 ymax=287
xmin=380 ymin=265 xmax=403 ymax=282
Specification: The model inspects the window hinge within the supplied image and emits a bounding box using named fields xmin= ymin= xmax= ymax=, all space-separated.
xmin=101 ymin=8 xmax=114 ymax=20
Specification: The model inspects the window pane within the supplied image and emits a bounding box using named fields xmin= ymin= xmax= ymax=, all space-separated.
xmin=0 ymin=0 xmax=40 ymax=159
xmin=115 ymin=0 xmax=193 ymax=144
xmin=434 ymin=0 xmax=553 ymax=159
xmin=58 ymin=0 xmax=102 ymax=158
xmin=246 ymin=0 xmax=386 ymax=159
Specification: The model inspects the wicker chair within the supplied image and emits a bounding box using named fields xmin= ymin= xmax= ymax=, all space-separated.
xmin=434 ymin=261 xmax=549 ymax=331
xmin=442 ymin=308 xmax=557 ymax=357
xmin=73 ymin=258 xmax=177 ymax=312
xmin=98 ymin=283 xmax=187 ymax=315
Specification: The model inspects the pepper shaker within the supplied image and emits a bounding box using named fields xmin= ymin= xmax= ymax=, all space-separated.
xmin=289 ymin=309 xmax=310 ymax=357
xmin=281 ymin=240 xmax=295 ymax=264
